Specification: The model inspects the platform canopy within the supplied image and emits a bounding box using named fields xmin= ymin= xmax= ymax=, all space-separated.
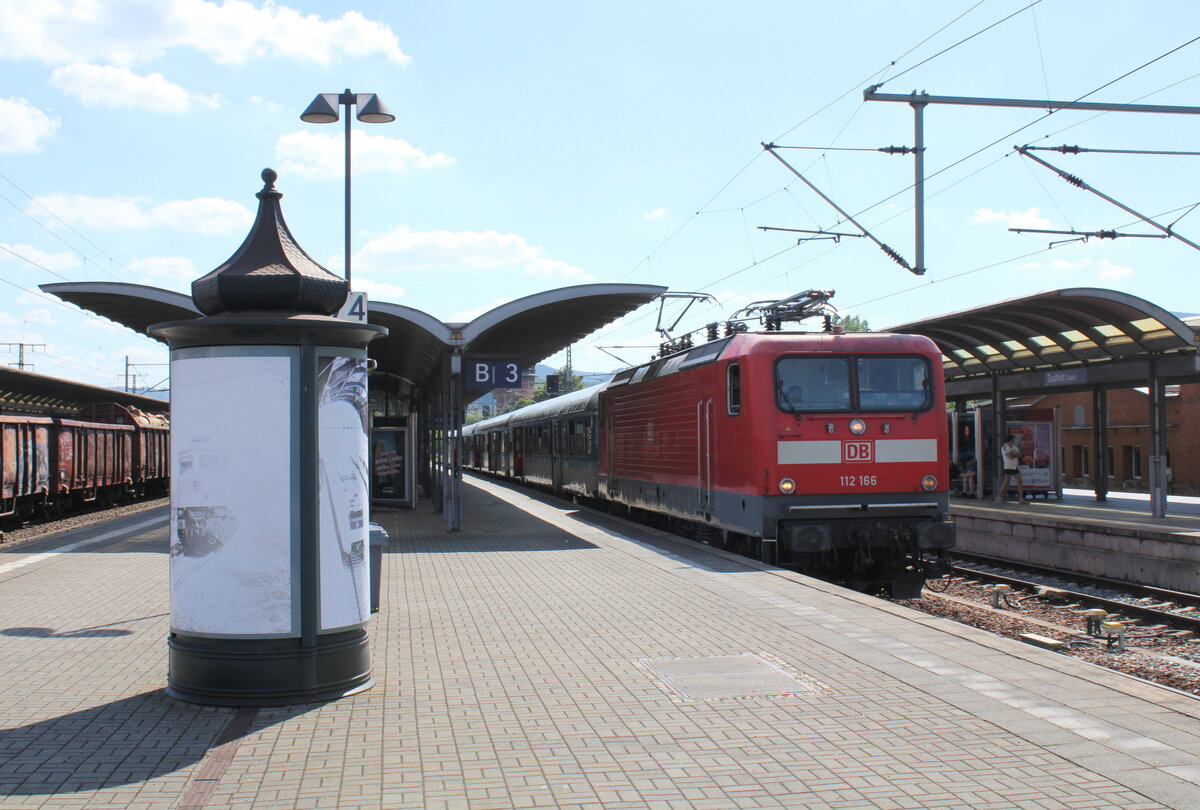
xmin=886 ymin=287 xmax=1200 ymax=393
xmin=0 ymin=364 xmax=168 ymax=415
xmin=42 ymin=281 xmax=666 ymax=392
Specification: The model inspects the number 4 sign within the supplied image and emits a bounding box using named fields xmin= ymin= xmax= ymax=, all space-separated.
xmin=337 ymin=291 xmax=368 ymax=323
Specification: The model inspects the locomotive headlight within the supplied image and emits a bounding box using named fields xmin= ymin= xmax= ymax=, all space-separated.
xmin=921 ymin=474 xmax=938 ymax=491
xmin=849 ymin=418 xmax=867 ymax=435
xmin=779 ymin=477 xmax=796 ymax=495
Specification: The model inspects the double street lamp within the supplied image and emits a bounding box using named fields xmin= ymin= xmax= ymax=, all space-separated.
xmin=300 ymin=90 xmax=395 ymax=286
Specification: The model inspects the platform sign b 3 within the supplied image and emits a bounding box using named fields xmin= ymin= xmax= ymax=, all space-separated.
xmin=337 ymin=292 xmax=368 ymax=323
xmin=466 ymin=360 xmax=522 ymax=388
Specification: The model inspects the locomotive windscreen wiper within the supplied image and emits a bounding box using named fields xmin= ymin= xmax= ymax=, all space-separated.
xmin=776 ymin=378 xmax=802 ymax=414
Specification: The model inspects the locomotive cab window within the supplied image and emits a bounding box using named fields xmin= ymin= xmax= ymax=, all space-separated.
xmin=775 ymin=357 xmax=851 ymax=413
xmin=775 ymin=355 xmax=930 ymax=413
xmin=726 ymin=362 xmax=741 ymax=415
xmin=856 ymin=356 xmax=931 ymax=411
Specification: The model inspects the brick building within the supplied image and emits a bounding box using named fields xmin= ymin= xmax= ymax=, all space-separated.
xmin=1018 ymin=384 xmax=1199 ymax=495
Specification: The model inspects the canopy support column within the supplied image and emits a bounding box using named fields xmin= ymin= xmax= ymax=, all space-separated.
xmin=1091 ymin=386 xmax=1108 ymax=502
xmin=991 ymin=375 xmax=1005 ymax=503
xmin=1148 ymin=358 xmax=1168 ymax=518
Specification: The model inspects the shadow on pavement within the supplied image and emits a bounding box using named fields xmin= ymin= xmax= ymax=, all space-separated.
xmin=376 ymin=484 xmax=600 ymax=553
xmin=0 ymin=689 xmax=314 ymax=796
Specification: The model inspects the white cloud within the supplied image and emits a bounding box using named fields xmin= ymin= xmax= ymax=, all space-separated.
xmin=1099 ymin=260 xmax=1134 ymax=280
xmin=352 ymin=278 xmax=407 ymax=303
xmin=970 ymin=207 xmax=1054 ymax=230
xmin=0 ymin=0 xmax=409 ymax=67
xmin=276 ymin=130 xmax=455 ymax=180
xmin=20 ymin=309 xmax=54 ymax=326
xmin=127 ymin=256 xmax=196 ymax=291
xmin=643 ymin=207 xmax=667 ymax=221
xmin=28 ymin=194 xmax=252 ymax=234
xmin=0 ymin=97 xmax=59 ymax=153
xmin=151 ymin=198 xmax=253 ymax=233
xmin=355 ymin=225 xmax=593 ymax=280
xmin=0 ymin=243 xmax=82 ymax=273
xmin=448 ymin=298 xmax=511 ymax=323
xmin=249 ymin=94 xmax=285 ymax=114
xmin=523 ymin=256 xmax=594 ymax=281
xmin=1049 ymin=258 xmax=1093 ymax=271
xmin=50 ymin=63 xmax=221 ymax=111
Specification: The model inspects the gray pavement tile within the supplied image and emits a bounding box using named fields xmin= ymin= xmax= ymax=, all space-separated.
xmin=2 ymin=486 xmax=1200 ymax=808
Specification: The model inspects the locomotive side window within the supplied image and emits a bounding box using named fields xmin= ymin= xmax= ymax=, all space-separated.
xmin=775 ymin=357 xmax=851 ymax=412
xmin=856 ymin=356 xmax=931 ymax=411
xmin=726 ymin=362 xmax=741 ymax=416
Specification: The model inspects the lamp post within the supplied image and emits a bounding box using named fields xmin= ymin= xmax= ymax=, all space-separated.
xmin=301 ymin=90 xmax=395 ymax=286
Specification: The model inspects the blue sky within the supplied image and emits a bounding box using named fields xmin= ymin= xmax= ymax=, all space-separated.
xmin=1 ymin=0 xmax=1198 ymax=389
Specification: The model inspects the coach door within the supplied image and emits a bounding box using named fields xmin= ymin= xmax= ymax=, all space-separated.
xmin=551 ymin=420 xmax=564 ymax=492
xmin=697 ymin=398 xmax=713 ymax=517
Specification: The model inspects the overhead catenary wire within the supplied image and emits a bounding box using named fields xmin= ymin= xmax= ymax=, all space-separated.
xmin=873 ymin=0 xmax=1045 ymax=91
xmin=596 ymin=29 xmax=1200 ymax=360
xmin=615 ymin=0 xmax=1011 ymax=290
xmin=0 ymin=172 xmax=148 ymax=285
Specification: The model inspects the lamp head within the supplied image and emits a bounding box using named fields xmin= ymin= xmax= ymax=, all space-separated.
xmin=300 ymin=93 xmax=340 ymax=124
xmin=356 ymin=94 xmax=395 ymax=124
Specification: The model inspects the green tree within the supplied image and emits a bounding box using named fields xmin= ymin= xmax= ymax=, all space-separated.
xmin=498 ymin=396 xmax=534 ymax=414
xmin=533 ymin=369 xmax=583 ymax=401
xmin=835 ymin=314 xmax=870 ymax=332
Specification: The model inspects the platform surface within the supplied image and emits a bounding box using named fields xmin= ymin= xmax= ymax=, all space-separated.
xmin=953 ymin=487 xmax=1200 ymax=536
xmin=3 ymin=479 xmax=1200 ymax=808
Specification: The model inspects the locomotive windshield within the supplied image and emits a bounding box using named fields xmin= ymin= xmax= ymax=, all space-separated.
xmin=776 ymin=355 xmax=931 ymax=413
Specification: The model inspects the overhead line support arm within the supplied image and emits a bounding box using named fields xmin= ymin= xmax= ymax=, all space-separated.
xmin=761 ymin=143 xmax=919 ymax=274
xmin=1015 ymin=146 xmax=1200 ymax=253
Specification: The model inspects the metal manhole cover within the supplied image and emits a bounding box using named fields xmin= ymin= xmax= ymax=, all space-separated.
xmin=639 ymin=653 xmax=821 ymax=700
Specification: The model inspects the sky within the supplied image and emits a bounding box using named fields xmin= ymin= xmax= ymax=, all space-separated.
xmin=1 ymin=0 xmax=1199 ymax=391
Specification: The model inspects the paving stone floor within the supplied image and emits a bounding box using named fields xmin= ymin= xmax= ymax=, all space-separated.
xmin=2 ymin=477 xmax=1200 ymax=808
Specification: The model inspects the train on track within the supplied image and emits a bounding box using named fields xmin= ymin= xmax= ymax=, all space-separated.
xmin=0 ymin=402 xmax=168 ymax=523
xmin=464 ymin=293 xmax=955 ymax=598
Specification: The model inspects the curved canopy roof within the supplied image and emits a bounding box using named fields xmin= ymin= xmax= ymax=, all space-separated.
xmin=42 ymin=281 xmax=665 ymax=392
xmin=0 ymin=365 xmax=168 ymax=415
xmin=885 ymin=288 xmax=1198 ymax=382
xmin=42 ymin=282 xmax=200 ymax=334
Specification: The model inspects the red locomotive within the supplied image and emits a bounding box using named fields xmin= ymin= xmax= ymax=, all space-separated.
xmin=0 ymin=403 xmax=168 ymax=522
xmin=465 ymin=292 xmax=953 ymax=597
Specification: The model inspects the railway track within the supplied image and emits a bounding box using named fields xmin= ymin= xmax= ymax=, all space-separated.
xmin=904 ymin=552 xmax=1200 ymax=696
xmin=932 ymin=552 xmax=1200 ymax=635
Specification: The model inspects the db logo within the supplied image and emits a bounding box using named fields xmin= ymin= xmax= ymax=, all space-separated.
xmin=843 ymin=441 xmax=873 ymax=463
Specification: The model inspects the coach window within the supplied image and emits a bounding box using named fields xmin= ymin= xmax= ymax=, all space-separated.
xmin=726 ymin=363 xmax=741 ymax=415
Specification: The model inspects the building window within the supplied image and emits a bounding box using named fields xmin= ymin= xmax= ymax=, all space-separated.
xmin=726 ymin=362 xmax=741 ymax=416
xmin=1073 ymin=405 xmax=1086 ymax=427
xmin=1106 ymin=446 xmax=1114 ymax=478
xmin=1073 ymin=445 xmax=1090 ymax=477
xmin=1123 ymin=446 xmax=1142 ymax=477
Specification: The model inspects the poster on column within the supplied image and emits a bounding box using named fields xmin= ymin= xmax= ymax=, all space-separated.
xmin=169 ymin=354 xmax=294 ymax=636
xmin=318 ymin=354 xmax=370 ymax=629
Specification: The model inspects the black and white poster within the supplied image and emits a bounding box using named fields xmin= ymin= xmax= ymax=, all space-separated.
xmin=169 ymin=354 xmax=294 ymax=636
xmin=317 ymin=354 xmax=370 ymax=629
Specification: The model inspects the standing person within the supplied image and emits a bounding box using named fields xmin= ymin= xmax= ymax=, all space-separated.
xmin=1000 ymin=434 xmax=1024 ymax=503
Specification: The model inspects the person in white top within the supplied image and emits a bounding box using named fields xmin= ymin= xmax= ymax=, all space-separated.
xmin=1000 ymin=434 xmax=1024 ymax=503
